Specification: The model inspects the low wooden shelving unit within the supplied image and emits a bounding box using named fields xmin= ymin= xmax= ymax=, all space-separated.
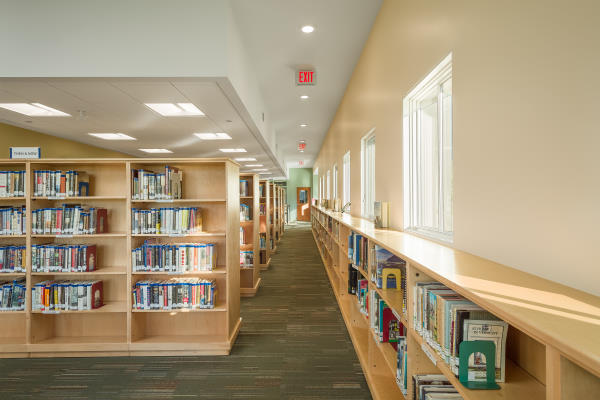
xmin=0 ymin=158 xmax=241 ymax=358
xmin=239 ymin=173 xmax=261 ymax=297
xmin=311 ymin=205 xmax=600 ymax=400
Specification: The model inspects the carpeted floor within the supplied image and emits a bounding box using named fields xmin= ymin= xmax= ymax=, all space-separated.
xmin=0 ymin=223 xmax=371 ymax=400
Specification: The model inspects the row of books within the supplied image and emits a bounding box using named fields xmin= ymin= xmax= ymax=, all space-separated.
xmin=0 ymin=170 xmax=26 ymax=197
xmin=240 ymin=250 xmax=253 ymax=268
xmin=32 ymin=280 xmax=104 ymax=311
xmin=131 ymin=167 xmax=183 ymax=200
xmin=32 ymin=206 xmax=108 ymax=235
xmin=259 ymin=184 xmax=265 ymax=197
xmin=0 ymin=245 xmax=26 ymax=273
xmin=132 ymin=278 xmax=216 ymax=310
xmin=131 ymin=207 xmax=202 ymax=234
xmin=32 ymin=244 xmax=97 ymax=272
xmin=132 ymin=242 xmax=216 ymax=272
xmin=240 ymin=226 xmax=248 ymax=245
xmin=396 ymin=337 xmax=408 ymax=395
xmin=348 ymin=232 xmax=368 ymax=272
xmin=240 ymin=204 xmax=251 ymax=221
xmin=414 ymin=282 xmax=508 ymax=382
xmin=33 ymin=170 xmax=90 ymax=197
xmin=259 ymin=233 xmax=266 ymax=249
xmin=412 ymin=375 xmax=462 ymax=400
xmin=0 ymin=206 xmax=26 ymax=235
xmin=240 ymin=179 xmax=249 ymax=197
xmin=259 ymin=204 xmax=266 ymax=215
xmin=1 ymin=279 xmax=25 ymax=311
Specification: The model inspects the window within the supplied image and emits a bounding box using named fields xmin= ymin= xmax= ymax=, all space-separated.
xmin=332 ymin=163 xmax=338 ymax=201
xmin=326 ymin=170 xmax=331 ymax=200
xmin=361 ymin=128 xmax=376 ymax=220
xmin=403 ymin=53 xmax=453 ymax=242
xmin=343 ymin=151 xmax=350 ymax=210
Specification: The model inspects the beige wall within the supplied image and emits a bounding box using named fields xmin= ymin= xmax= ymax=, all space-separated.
xmin=314 ymin=0 xmax=600 ymax=295
xmin=0 ymin=122 xmax=127 ymax=158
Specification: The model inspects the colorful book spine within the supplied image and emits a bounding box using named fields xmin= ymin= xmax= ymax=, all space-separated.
xmin=131 ymin=207 xmax=202 ymax=234
xmin=0 ymin=206 xmax=26 ymax=235
xmin=0 ymin=278 xmax=26 ymax=311
xmin=240 ymin=251 xmax=253 ymax=268
xmin=31 ymin=206 xmax=107 ymax=235
xmin=0 ymin=171 xmax=26 ymax=197
xmin=31 ymin=280 xmax=104 ymax=311
xmin=31 ymin=244 xmax=97 ymax=272
xmin=131 ymin=167 xmax=183 ymax=200
xmin=132 ymin=278 xmax=216 ymax=310
xmin=33 ymin=170 xmax=89 ymax=197
xmin=0 ymin=245 xmax=26 ymax=272
xmin=131 ymin=242 xmax=216 ymax=272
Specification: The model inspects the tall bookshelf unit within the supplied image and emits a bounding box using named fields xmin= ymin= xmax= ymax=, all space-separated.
xmin=311 ymin=205 xmax=600 ymax=400
xmin=258 ymin=180 xmax=270 ymax=270
xmin=0 ymin=158 xmax=240 ymax=358
xmin=239 ymin=173 xmax=261 ymax=297
xmin=268 ymin=182 xmax=277 ymax=254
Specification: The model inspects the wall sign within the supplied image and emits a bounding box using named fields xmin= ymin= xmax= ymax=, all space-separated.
xmin=10 ymin=147 xmax=41 ymax=159
xmin=296 ymin=69 xmax=316 ymax=86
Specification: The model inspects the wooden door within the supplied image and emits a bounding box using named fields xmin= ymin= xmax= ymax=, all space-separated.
xmin=297 ymin=187 xmax=311 ymax=221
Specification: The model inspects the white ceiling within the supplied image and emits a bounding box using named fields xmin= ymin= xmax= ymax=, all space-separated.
xmin=0 ymin=0 xmax=382 ymax=176
xmin=231 ymin=0 xmax=382 ymax=169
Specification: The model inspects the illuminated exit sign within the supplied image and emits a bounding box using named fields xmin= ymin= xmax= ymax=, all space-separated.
xmin=296 ymin=69 xmax=316 ymax=86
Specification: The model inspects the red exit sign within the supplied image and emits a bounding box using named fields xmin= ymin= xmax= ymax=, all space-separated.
xmin=296 ymin=69 xmax=316 ymax=86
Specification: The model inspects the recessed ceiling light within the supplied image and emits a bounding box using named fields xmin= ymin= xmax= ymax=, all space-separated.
xmin=139 ymin=148 xmax=172 ymax=153
xmin=235 ymin=157 xmax=256 ymax=162
xmin=89 ymin=133 xmax=136 ymax=140
xmin=300 ymin=123 xmax=308 ymax=127
xmin=253 ymin=168 xmax=268 ymax=171
xmin=301 ymin=25 xmax=315 ymax=33
xmin=300 ymin=95 xmax=309 ymax=100
xmin=0 ymin=103 xmax=70 ymax=117
xmin=220 ymin=148 xmax=247 ymax=153
xmin=145 ymin=103 xmax=204 ymax=116
xmin=245 ymin=164 xmax=263 ymax=167
xmin=194 ymin=132 xmax=232 ymax=140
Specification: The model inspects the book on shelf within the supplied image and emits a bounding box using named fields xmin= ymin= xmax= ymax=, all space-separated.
xmin=348 ymin=232 xmax=369 ymax=272
xmin=0 ymin=245 xmax=26 ymax=273
xmin=0 ymin=170 xmax=26 ymax=197
xmin=32 ymin=280 xmax=104 ymax=311
xmin=259 ymin=204 xmax=266 ymax=215
xmin=259 ymin=233 xmax=266 ymax=249
xmin=463 ymin=319 xmax=508 ymax=382
xmin=357 ymin=277 xmax=369 ymax=316
xmin=347 ymin=264 xmax=358 ymax=294
xmin=131 ymin=166 xmax=182 ymax=200
xmin=240 ymin=204 xmax=251 ymax=221
xmin=240 ymin=226 xmax=247 ymax=245
xmin=374 ymin=201 xmax=390 ymax=228
xmin=0 ymin=206 xmax=26 ymax=235
xmin=132 ymin=278 xmax=216 ymax=310
xmin=396 ymin=336 xmax=408 ymax=395
xmin=32 ymin=244 xmax=97 ymax=272
xmin=240 ymin=250 xmax=253 ymax=268
xmin=374 ymin=245 xmax=407 ymax=314
xmin=0 ymin=278 xmax=25 ymax=311
xmin=131 ymin=207 xmax=202 ymax=234
xmin=240 ymin=179 xmax=249 ymax=196
xmin=414 ymin=281 xmax=508 ymax=382
xmin=132 ymin=241 xmax=216 ymax=272
xmin=33 ymin=170 xmax=90 ymax=197
xmin=32 ymin=206 xmax=108 ymax=235
xmin=412 ymin=375 xmax=458 ymax=400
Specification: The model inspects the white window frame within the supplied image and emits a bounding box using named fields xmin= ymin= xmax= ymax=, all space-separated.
xmin=326 ymin=170 xmax=331 ymax=200
xmin=361 ymin=128 xmax=376 ymax=220
xmin=403 ymin=53 xmax=453 ymax=242
xmin=343 ymin=151 xmax=351 ymax=211
xmin=313 ymin=167 xmax=319 ymax=201
xmin=332 ymin=163 xmax=338 ymax=201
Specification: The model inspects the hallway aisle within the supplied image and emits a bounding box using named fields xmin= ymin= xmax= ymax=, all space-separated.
xmin=0 ymin=223 xmax=371 ymax=400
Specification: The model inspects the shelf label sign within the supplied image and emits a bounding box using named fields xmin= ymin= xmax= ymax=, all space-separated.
xmin=296 ymin=69 xmax=316 ymax=86
xmin=10 ymin=147 xmax=41 ymax=159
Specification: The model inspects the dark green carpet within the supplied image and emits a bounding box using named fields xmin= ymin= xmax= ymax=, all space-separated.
xmin=0 ymin=223 xmax=371 ymax=400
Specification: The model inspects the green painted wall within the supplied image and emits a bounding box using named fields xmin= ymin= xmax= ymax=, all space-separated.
xmin=287 ymin=168 xmax=313 ymax=222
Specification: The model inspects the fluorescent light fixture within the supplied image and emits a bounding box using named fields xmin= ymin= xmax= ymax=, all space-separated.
xmin=253 ymin=168 xmax=268 ymax=171
xmin=300 ymin=123 xmax=308 ymax=127
xmin=300 ymin=95 xmax=309 ymax=100
xmin=145 ymin=103 xmax=204 ymax=116
xmin=220 ymin=148 xmax=246 ymax=153
xmin=0 ymin=103 xmax=70 ymax=116
xmin=235 ymin=157 xmax=256 ymax=162
xmin=245 ymin=164 xmax=263 ymax=167
xmin=301 ymin=25 xmax=315 ymax=33
xmin=89 ymin=133 xmax=136 ymax=140
xmin=194 ymin=132 xmax=231 ymax=140
xmin=139 ymin=148 xmax=172 ymax=153
xmin=260 ymin=172 xmax=272 ymax=175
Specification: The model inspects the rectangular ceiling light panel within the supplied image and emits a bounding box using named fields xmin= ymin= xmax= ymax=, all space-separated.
xmin=0 ymin=103 xmax=70 ymax=116
xmin=145 ymin=103 xmax=204 ymax=116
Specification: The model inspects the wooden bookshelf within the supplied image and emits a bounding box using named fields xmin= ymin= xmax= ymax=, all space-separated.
xmin=311 ymin=205 xmax=600 ymax=400
xmin=239 ymin=173 xmax=261 ymax=297
xmin=268 ymin=182 xmax=277 ymax=254
xmin=0 ymin=158 xmax=241 ymax=358
xmin=259 ymin=180 xmax=271 ymax=270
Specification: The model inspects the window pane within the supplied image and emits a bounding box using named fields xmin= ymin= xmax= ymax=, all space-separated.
xmin=442 ymin=79 xmax=453 ymax=233
xmin=418 ymin=96 xmax=439 ymax=230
